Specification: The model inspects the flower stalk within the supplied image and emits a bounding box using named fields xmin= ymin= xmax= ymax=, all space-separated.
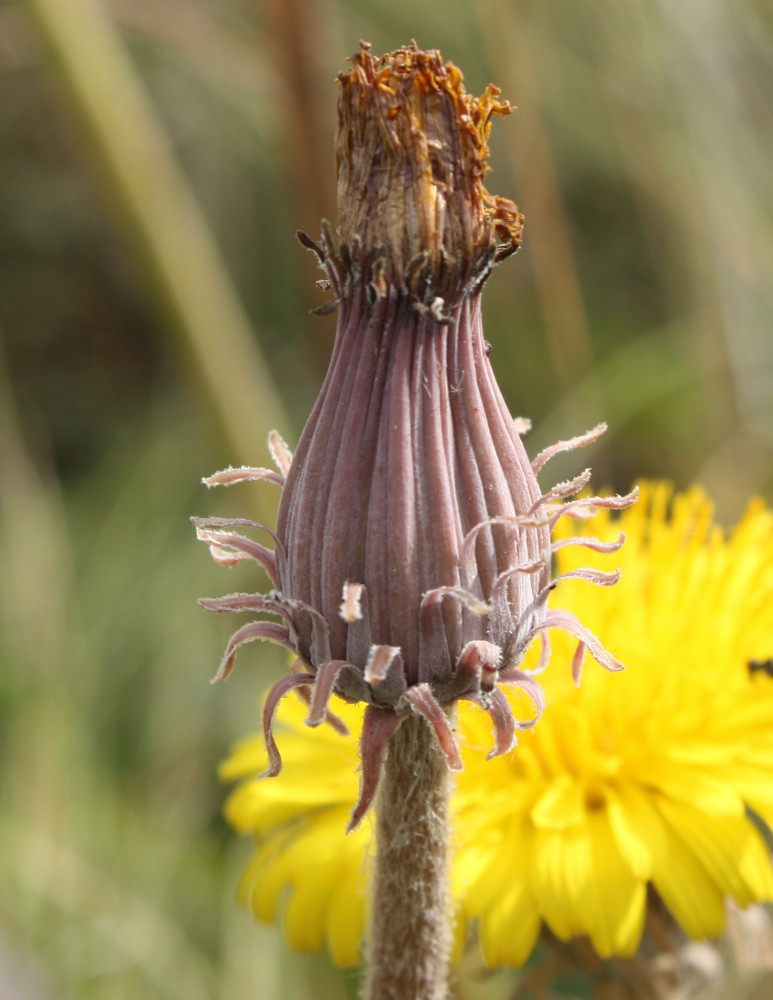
xmin=366 ymin=711 xmax=455 ymax=1000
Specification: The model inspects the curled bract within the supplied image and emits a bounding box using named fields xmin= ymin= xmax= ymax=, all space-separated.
xmin=198 ymin=415 xmax=636 ymax=829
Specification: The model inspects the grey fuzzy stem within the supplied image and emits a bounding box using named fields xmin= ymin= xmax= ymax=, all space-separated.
xmin=363 ymin=709 xmax=455 ymax=1000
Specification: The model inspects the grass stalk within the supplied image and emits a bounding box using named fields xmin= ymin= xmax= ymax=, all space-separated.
xmin=24 ymin=0 xmax=290 ymax=470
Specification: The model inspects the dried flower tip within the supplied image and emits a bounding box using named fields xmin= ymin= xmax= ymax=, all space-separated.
xmin=333 ymin=40 xmax=524 ymax=303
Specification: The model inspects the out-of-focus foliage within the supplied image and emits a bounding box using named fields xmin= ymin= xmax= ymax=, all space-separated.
xmin=1 ymin=1 xmax=771 ymax=998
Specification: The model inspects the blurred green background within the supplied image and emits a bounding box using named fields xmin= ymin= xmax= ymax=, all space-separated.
xmin=1 ymin=1 xmax=772 ymax=997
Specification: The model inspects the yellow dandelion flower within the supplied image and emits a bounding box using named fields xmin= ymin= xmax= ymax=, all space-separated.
xmin=220 ymin=482 xmax=773 ymax=968
xmin=219 ymin=696 xmax=370 ymax=967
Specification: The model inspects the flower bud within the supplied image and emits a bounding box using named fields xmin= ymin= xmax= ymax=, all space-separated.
xmin=198 ymin=42 xmax=636 ymax=828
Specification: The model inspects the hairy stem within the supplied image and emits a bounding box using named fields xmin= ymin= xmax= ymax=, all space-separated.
xmin=364 ymin=711 xmax=455 ymax=1000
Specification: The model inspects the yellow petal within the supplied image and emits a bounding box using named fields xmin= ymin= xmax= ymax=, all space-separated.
xmin=478 ymin=876 xmax=541 ymax=967
xmin=282 ymin=813 xmax=366 ymax=955
xmin=606 ymin=783 xmax=666 ymax=880
xmin=465 ymin=817 xmax=540 ymax=966
xmin=240 ymin=835 xmax=293 ymax=922
xmin=531 ymin=824 xmax=586 ymax=942
xmin=531 ymin=776 xmax=585 ymax=830
xmin=637 ymin=761 xmax=744 ymax=817
xmin=531 ymin=807 xmax=645 ymax=957
xmin=584 ymin=809 xmax=646 ymax=957
xmin=657 ymin=798 xmax=773 ymax=908
xmin=650 ymin=802 xmax=726 ymax=938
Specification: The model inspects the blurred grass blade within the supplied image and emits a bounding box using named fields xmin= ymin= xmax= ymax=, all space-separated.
xmin=1 ymin=820 xmax=220 ymax=1000
xmin=476 ymin=0 xmax=596 ymax=392
xmin=23 ymin=0 xmax=290 ymax=467
xmin=0 ymin=342 xmax=71 ymax=674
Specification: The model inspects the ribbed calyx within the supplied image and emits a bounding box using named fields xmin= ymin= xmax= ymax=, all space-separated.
xmin=331 ymin=41 xmax=523 ymax=307
xmin=197 ymin=42 xmax=636 ymax=829
xmin=277 ymin=292 xmax=549 ymax=695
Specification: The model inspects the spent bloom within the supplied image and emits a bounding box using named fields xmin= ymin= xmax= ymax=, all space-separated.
xmin=221 ymin=483 xmax=773 ymax=968
xmin=196 ymin=42 xmax=634 ymax=826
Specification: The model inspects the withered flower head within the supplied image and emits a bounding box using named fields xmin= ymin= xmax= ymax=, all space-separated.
xmin=197 ymin=42 xmax=636 ymax=829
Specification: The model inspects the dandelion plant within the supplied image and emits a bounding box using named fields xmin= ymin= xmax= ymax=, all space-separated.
xmin=198 ymin=42 xmax=636 ymax=999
